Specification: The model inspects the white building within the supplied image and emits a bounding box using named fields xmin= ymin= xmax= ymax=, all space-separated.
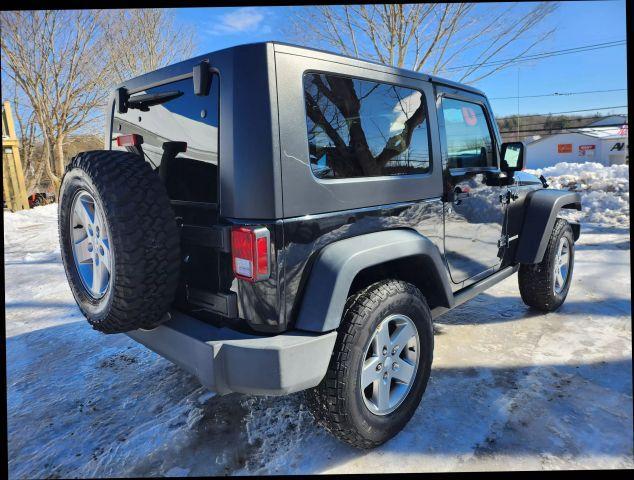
xmin=524 ymin=117 xmax=628 ymax=169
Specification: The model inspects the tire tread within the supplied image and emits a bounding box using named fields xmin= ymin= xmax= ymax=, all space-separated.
xmin=59 ymin=150 xmax=180 ymax=333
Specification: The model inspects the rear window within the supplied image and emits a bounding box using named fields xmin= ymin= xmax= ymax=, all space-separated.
xmin=112 ymin=75 xmax=219 ymax=203
xmin=303 ymin=73 xmax=431 ymax=180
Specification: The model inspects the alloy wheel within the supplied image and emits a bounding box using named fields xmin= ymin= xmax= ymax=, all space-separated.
xmin=360 ymin=314 xmax=420 ymax=415
xmin=553 ymin=236 xmax=571 ymax=294
xmin=69 ymin=190 xmax=112 ymax=299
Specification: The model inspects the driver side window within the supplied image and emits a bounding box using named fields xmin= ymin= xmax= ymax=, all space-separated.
xmin=442 ymin=98 xmax=495 ymax=170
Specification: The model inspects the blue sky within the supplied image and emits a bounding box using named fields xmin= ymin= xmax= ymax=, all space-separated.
xmin=175 ymin=1 xmax=628 ymax=118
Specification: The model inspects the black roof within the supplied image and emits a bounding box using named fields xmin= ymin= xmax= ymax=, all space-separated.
xmin=120 ymin=41 xmax=485 ymax=98
xmin=266 ymin=41 xmax=485 ymax=96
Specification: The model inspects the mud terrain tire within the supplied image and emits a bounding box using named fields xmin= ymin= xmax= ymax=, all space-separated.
xmin=58 ymin=150 xmax=180 ymax=333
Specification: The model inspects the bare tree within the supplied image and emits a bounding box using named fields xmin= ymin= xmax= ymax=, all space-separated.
xmin=100 ymin=9 xmax=195 ymax=83
xmin=290 ymin=3 xmax=558 ymax=83
xmin=1 ymin=9 xmax=195 ymax=193
xmin=7 ymin=82 xmax=42 ymax=192
xmin=12 ymin=99 xmax=43 ymax=192
xmin=1 ymin=10 xmax=112 ymax=190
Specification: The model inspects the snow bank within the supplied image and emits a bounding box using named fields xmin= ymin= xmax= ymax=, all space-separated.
xmin=526 ymin=162 xmax=629 ymax=226
xmin=3 ymin=203 xmax=58 ymax=243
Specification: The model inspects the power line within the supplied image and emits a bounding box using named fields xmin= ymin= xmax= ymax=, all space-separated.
xmin=497 ymin=105 xmax=628 ymax=119
xmin=440 ymin=40 xmax=626 ymax=72
xmin=489 ymin=88 xmax=627 ymax=100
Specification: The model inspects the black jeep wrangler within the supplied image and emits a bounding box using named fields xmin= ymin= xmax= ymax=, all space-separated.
xmin=58 ymin=42 xmax=581 ymax=448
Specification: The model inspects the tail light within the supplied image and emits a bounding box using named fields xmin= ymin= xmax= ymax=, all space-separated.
xmin=115 ymin=134 xmax=143 ymax=147
xmin=231 ymin=226 xmax=270 ymax=282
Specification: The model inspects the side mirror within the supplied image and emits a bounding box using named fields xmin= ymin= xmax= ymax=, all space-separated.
xmin=500 ymin=141 xmax=525 ymax=173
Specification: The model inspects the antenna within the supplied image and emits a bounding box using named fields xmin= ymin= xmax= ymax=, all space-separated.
xmin=516 ymin=68 xmax=520 ymax=141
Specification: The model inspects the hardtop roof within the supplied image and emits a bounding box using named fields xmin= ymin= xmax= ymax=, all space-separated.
xmin=119 ymin=41 xmax=486 ymax=98
xmin=268 ymin=41 xmax=485 ymax=96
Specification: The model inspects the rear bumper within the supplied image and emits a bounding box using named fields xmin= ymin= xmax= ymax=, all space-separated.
xmin=126 ymin=310 xmax=337 ymax=395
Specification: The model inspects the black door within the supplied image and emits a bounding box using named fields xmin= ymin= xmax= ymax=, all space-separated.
xmin=439 ymin=95 xmax=508 ymax=285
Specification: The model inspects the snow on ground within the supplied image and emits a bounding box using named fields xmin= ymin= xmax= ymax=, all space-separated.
xmin=5 ymin=177 xmax=633 ymax=477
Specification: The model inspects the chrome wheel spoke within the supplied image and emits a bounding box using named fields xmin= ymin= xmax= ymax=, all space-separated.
xmin=361 ymin=356 xmax=382 ymax=388
xmin=556 ymin=268 xmax=564 ymax=287
xmin=390 ymin=322 xmax=416 ymax=355
xmin=73 ymin=236 xmax=92 ymax=263
xmin=100 ymin=239 xmax=111 ymax=268
xmin=392 ymin=359 xmax=415 ymax=384
xmin=373 ymin=323 xmax=391 ymax=355
xmin=559 ymin=252 xmax=569 ymax=267
xmin=75 ymin=196 xmax=94 ymax=227
xmin=92 ymin=259 xmax=104 ymax=293
xmin=374 ymin=378 xmax=391 ymax=411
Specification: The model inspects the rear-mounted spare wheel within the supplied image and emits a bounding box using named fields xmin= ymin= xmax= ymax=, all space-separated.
xmin=58 ymin=150 xmax=180 ymax=333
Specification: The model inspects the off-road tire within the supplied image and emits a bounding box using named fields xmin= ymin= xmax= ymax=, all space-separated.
xmin=58 ymin=150 xmax=180 ymax=333
xmin=306 ymin=279 xmax=434 ymax=449
xmin=518 ymin=218 xmax=575 ymax=311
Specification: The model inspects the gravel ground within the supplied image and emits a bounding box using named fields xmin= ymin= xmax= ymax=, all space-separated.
xmin=5 ymin=204 xmax=633 ymax=477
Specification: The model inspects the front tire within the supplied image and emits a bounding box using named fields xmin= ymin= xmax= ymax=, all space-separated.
xmin=307 ymin=279 xmax=434 ymax=449
xmin=518 ymin=218 xmax=575 ymax=311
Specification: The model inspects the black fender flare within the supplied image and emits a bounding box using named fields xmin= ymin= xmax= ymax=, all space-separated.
xmin=515 ymin=189 xmax=581 ymax=264
xmin=295 ymin=229 xmax=454 ymax=332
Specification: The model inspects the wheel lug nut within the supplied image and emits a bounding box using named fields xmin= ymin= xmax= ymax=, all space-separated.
xmin=376 ymin=363 xmax=383 ymax=371
xmin=87 ymin=243 xmax=93 ymax=252
xmin=382 ymin=346 xmax=388 ymax=356
xmin=99 ymin=246 xmax=105 ymax=256
xmin=392 ymin=362 xmax=399 ymax=371
xmin=383 ymin=372 xmax=388 ymax=380
xmin=392 ymin=345 xmax=399 ymax=355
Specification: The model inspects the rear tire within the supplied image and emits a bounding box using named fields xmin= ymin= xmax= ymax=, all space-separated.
xmin=58 ymin=150 xmax=181 ymax=333
xmin=518 ymin=218 xmax=575 ymax=312
xmin=307 ymin=279 xmax=433 ymax=449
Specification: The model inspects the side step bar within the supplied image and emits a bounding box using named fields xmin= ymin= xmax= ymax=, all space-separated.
xmin=431 ymin=265 xmax=519 ymax=319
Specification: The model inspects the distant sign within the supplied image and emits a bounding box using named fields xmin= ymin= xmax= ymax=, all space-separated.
xmin=558 ymin=143 xmax=572 ymax=153
xmin=578 ymin=144 xmax=596 ymax=157
xmin=611 ymin=142 xmax=626 ymax=151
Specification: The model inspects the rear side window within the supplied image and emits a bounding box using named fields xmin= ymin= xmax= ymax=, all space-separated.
xmin=112 ymin=76 xmax=219 ymax=203
xmin=441 ymin=97 xmax=495 ymax=170
xmin=303 ymin=73 xmax=431 ymax=179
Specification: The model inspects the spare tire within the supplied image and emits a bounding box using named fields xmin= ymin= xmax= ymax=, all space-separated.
xmin=58 ymin=150 xmax=180 ymax=333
